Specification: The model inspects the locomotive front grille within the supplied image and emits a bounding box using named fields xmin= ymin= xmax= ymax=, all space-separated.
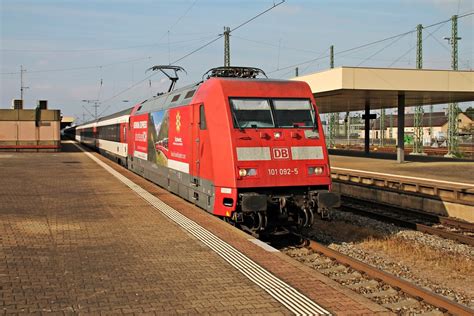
xmin=240 ymin=193 xmax=267 ymax=213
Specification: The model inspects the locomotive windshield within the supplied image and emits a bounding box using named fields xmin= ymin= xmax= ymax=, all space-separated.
xmin=230 ymin=98 xmax=316 ymax=129
xmin=273 ymin=99 xmax=314 ymax=128
xmin=230 ymin=99 xmax=274 ymax=128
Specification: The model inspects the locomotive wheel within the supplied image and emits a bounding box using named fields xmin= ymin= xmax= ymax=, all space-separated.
xmin=254 ymin=212 xmax=264 ymax=231
xmin=296 ymin=208 xmax=309 ymax=229
xmin=242 ymin=212 xmax=268 ymax=232
xmin=258 ymin=212 xmax=268 ymax=231
xmin=297 ymin=208 xmax=314 ymax=229
xmin=305 ymin=208 xmax=314 ymax=228
xmin=302 ymin=208 xmax=310 ymax=227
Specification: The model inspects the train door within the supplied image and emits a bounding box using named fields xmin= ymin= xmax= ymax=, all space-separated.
xmin=120 ymin=122 xmax=127 ymax=158
xmin=93 ymin=125 xmax=98 ymax=148
xmin=190 ymin=103 xmax=206 ymax=207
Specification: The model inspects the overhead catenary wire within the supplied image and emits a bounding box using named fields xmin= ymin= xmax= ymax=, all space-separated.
xmin=171 ymin=0 xmax=285 ymax=65
xmin=0 ymin=34 xmax=216 ymax=54
xmin=0 ymin=56 xmax=154 ymax=75
xmin=100 ymin=1 xmax=286 ymax=113
xmin=357 ymin=32 xmax=409 ymax=66
xmin=267 ymin=29 xmax=417 ymax=74
xmin=269 ymin=11 xmax=473 ymax=75
xmin=299 ymin=47 xmax=331 ymax=74
xmin=430 ymin=28 xmax=455 ymax=54
xmin=168 ymin=0 xmax=199 ymax=33
xmin=1 ymin=37 xmax=221 ymax=77
xmin=82 ymin=0 xmax=204 ymax=117
xmin=231 ymin=0 xmax=285 ymax=33
xmin=4 ymin=1 xmax=204 ymax=116
xmin=97 ymin=0 xmax=287 ymax=115
xmin=1 ymin=1 xmax=202 ymax=54
xmin=97 ymin=78 xmax=104 ymax=101
xmin=0 ymin=35 xmax=219 ymax=75
xmin=232 ymin=35 xmax=325 ymax=55
xmin=170 ymin=35 xmax=224 ymax=65
xmin=165 ymin=0 xmax=199 ymax=64
xmin=97 ymin=72 xmax=159 ymax=117
xmin=388 ymin=22 xmax=447 ymax=67
xmin=100 ymin=9 xmax=473 ymax=111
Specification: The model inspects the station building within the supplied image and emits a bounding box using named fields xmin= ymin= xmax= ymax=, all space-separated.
xmin=0 ymin=99 xmax=61 ymax=152
xmin=369 ymin=111 xmax=473 ymax=145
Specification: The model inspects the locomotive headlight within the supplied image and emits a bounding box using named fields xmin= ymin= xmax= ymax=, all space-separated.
xmin=274 ymin=132 xmax=281 ymax=139
xmin=246 ymin=168 xmax=257 ymax=176
xmin=238 ymin=168 xmax=257 ymax=177
xmin=308 ymin=166 xmax=324 ymax=175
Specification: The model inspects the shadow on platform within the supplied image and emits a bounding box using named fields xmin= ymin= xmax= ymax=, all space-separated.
xmin=60 ymin=141 xmax=92 ymax=153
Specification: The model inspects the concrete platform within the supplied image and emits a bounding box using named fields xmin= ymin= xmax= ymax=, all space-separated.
xmin=0 ymin=142 xmax=388 ymax=315
xmin=330 ymin=154 xmax=474 ymax=187
xmin=329 ymin=153 xmax=474 ymax=222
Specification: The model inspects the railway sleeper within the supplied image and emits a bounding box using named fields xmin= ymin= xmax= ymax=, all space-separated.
xmin=383 ymin=298 xmax=423 ymax=312
xmin=365 ymin=288 xmax=399 ymax=299
xmin=347 ymin=279 xmax=380 ymax=290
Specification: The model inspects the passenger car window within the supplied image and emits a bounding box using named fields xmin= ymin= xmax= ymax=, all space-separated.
xmin=171 ymin=94 xmax=180 ymax=102
xmin=185 ymin=90 xmax=196 ymax=99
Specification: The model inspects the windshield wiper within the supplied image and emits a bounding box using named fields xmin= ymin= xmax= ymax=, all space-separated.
xmin=311 ymin=108 xmax=318 ymax=131
xmin=231 ymin=109 xmax=244 ymax=131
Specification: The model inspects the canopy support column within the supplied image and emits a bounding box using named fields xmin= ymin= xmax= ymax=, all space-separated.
xmin=397 ymin=93 xmax=405 ymax=163
xmin=364 ymin=99 xmax=370 ymax=154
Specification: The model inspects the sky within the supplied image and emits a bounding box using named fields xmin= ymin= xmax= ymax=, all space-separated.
xmin=1 ymin=0 xmax=473 ymax=122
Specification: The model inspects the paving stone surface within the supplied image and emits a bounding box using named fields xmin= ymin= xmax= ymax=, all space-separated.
xmin=0 ymin=144 xmax=291 ymax=315
xmin=1 ymin=142 xmax=392 ymax=315
xmin=88 ymin=144 xmax=390 ymax=315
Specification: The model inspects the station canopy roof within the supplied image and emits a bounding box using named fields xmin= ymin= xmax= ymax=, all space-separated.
xmin=292 ymin=67 xmax=474 ymax=114
xmin=61 ymin=116 xmax=75 ymax=124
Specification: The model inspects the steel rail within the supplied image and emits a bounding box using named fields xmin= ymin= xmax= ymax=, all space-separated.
xmin=439 ymin=217 xmax=474 ymax=231
xmin=415 ymin=223 xmax=474 ymax=246
xmin=342 ymin=195 xmax=470 ymax=225
xmin=308 ymin=240 xmax=474 ymax=316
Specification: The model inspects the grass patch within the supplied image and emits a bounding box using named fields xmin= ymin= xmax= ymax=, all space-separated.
xmin=360 ymin=236 xmax=474 ymax=276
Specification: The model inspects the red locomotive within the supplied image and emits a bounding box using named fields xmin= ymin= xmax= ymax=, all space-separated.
xmin=74 ymin=66 xmax=340 ymax=234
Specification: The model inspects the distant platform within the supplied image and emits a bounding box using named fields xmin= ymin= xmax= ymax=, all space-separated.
xmin=329 ymin=152 xmax=474 ymax=222
xmin=330 ymin=152 xmax=474 ymax=186
xmin=0 ymin=141 xmax=387 ymax=315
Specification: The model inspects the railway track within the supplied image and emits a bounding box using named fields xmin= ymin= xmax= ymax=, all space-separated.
xmin=340 ymin=196 xmax=474 ymax=246
xmin=286 ymin=240 xmax=474 ymax=315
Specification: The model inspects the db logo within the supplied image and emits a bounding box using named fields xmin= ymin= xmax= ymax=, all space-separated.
xmin=272 ymin=147 xmax=290 ymax=160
